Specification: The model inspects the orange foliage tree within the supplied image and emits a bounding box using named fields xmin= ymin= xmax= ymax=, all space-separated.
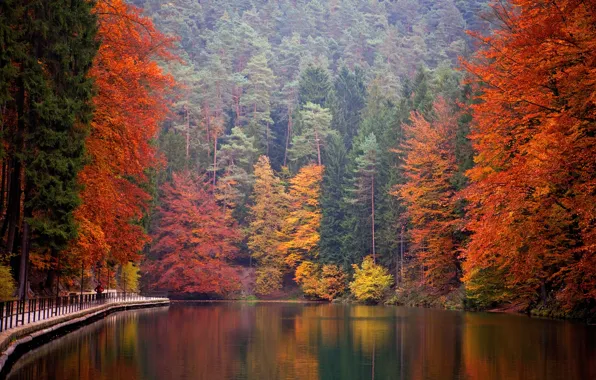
xmin=150 ymin=172 xmax=240 ymax=295
xmin=279 ymin=165 xmax=324 ymax=268
xmin=397 ymin=99 xmax=461 ymax=292
xmin=69 ymin=0 xmax=176 ymax=269
xmin=462 ymin=0 xmax=596 ymax=309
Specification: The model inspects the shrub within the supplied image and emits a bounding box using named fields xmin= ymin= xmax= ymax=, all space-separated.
xmin=349 ymin=256 xmax=393 ymax=303
xmin=317 ymin=265 xmax=347 ymax=301
xmin=294 ymin=261 xmax=320 ymax=298
xmin=255 ymin=266 xmax=283 ymax=295
xmin=121 ymin=262 xmax=140 ymax=292
xmin=0 ymin=265 xmax=16 ymax=300
xmin=295 ymin=262 xmax=348 ymax=300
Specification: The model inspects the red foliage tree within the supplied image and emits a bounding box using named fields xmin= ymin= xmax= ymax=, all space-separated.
xmin=397 ymin=99 xmax=461 ymax=292
xmin=69 ymin=0 xmax=176 ymax=268
xmin=150 ymin=172 xmax=240 ymax=295
xmin=462 ymin=0 xmax=596 ymax=309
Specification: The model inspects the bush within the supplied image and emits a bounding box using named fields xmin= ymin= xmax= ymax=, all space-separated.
xmin=0 ymin=265 xmax=16 ymax=300
xmin=318 ymin=265 xmax=347 ymax=301
xmin=255 ymin=266 xmax=283 ymax=295
xmin=349 ymin=256 xmax=393 ymax=303
xmin=121 ymin=262 xmax=140 ymax=292
xmin=295 ymin=262 xmax=347 ymax=300
xmin=294 ymin=261 xmax=320 ymax=298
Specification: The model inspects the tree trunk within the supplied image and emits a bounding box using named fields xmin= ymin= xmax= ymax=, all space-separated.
xmin=6 ymin=158 xmax=21 ymax=254
xmin=213 ymin=135 xmax=218 ymax=189
xmin=284 ymin=111 xmax=293 ymax=166
xmin=371 ymin=175 xmax=376 ymax=263
xmin=6 ymin=76 xmax=26 ymax=254
xmin=185 ymin=106 xmax=190 ymax=161
xmin=0 ymin=159 xmax=6 ymax=216
xmin=400 ymin=224 xmax=405 ymax=283
xmin=315 ymin=129 xmax=322 ymax=166
xmin=17 ymin=220 xmax=30 ymax=300
xmin=266 ymin=120 xmax=270 ymax=155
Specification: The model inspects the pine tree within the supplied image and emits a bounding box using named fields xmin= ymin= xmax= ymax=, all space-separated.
xmin=349 ymin=133 xmax=380 ymax=263
xmin=319 ymin=133 xmax=348 ymax=266
xmin=241 ymin=53 xmax=276 ymax=152
xmin=298 ymin=65 xmax=332 ymax=108
xmin=290 ymin=103 xmax=332 ymax=166
xmin=330 ymin=66 xmax=367 ymax=148
xmin=216 ymin=127 xmax=259 ymax=222
xmin=20 ymin=0 xmax=98 ymax=294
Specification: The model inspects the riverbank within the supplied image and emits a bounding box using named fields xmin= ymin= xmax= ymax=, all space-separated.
xmin=0 ymin=298 xmax=169 ymax=376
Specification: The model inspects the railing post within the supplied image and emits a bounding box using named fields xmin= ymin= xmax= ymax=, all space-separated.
xmin=0 ymin=302 xmax=4 ymax=332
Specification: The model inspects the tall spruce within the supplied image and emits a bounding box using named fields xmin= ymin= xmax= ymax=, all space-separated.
xmin=1 ymin=0 xmax=98 ymax=296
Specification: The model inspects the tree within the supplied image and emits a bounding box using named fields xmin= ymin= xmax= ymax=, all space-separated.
xmin=248 ymin=156 xmax=289 ymax=294
xmin=397 ymin=100 xmax=461 ymax=293
xmin=298 ymin=65 xmax=332 ymax=107
xmin=70 ymin=0 xmax=176 ymax=275
xmin=150 ymin=172 xmax=240 ymax=296
xmin=121 ymin=262 xmax=140 ymax=293
xmin=319 ymin=133 xmax=348 ymax=266
xmin=215 ymin=127 xmax=259 ymax=219
xmin=350 ymin=133 xmax=381 ymax=263
xmin=349 ymin=256 xmax=393 ymax=303
xmin=241 ymin=53 xmax=276 ymax=152
xmin=330 ymin=66 xmax=366 ymax=147
xmin=0 ymin=265 xmax=16 ymax=300
xmin=462 ymin=0 xmax=596 ymax=310
xmin=294 ymin=261 xmax=347 ymax=301
xmin=290 ymin=103 xmax=332 ymax=166
xmin=0 ymin=0 xmax=99 ymax=297
xmin=280 ymin=164 xmax=324 ymax=268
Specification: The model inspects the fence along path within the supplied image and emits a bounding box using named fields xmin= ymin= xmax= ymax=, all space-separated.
xmin=0 ymin=292 xmax=166 ymax=332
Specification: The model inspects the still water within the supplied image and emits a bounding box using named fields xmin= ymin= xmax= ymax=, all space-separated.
xmin=5 ymin=302 xmax=596 ymax=380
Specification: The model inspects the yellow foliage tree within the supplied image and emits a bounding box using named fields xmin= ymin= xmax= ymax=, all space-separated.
xmin=279 ymin=164 xmax=324 ymax=268
xmin=349 ymin=256 xmax=393 ymax=303
xmin=0 ymin=265 xmax=15 ymax=300
xmin=121 ymin=262 xmax=139 ymax=292
xmin=248 ymin=156 xmax=289 ymax=294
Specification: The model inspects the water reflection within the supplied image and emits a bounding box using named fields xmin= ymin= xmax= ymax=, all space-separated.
xmin=5 ymin=303 xmax=596 ymax=380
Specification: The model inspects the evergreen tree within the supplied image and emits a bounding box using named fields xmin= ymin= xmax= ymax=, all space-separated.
xmin=241 ymin=53 xmax=276 ymax=153
xmin=349 ymin=133 xmax=380 ymax=262
xmin=215 ymin=127 xmax=259 ymax=221
xmin=15 ymin=0 xmax=98 ymax=293
xmin=290 ymin=103 xmax=332 ymax=166
xmin=319 ymin=133 xmax=348 ymax=266
xmin=298 ymin=65 xmax=333 ymax=108
xmin=330 ymin=66 xmax=367 ymax=148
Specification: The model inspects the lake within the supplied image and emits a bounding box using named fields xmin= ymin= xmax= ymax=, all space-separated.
xmin=5 ymin=302 xmax=596 ymax=380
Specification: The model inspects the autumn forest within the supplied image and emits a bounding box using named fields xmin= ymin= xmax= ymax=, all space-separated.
xmin=0 ymin=0 xmax=595 ymax=320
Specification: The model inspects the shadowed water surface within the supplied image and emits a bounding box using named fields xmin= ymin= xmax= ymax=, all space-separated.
xmin=5 ymin=303 xmax=596 ymax=380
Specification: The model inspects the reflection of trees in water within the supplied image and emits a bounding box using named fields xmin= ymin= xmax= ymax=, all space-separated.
xmin=7 ymin=304 xmax=596 ymax=380
xmin=8 ymin=308 xmax=166 ymax=380
xmin=461 ymin=313 xmax=596 ymax=380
